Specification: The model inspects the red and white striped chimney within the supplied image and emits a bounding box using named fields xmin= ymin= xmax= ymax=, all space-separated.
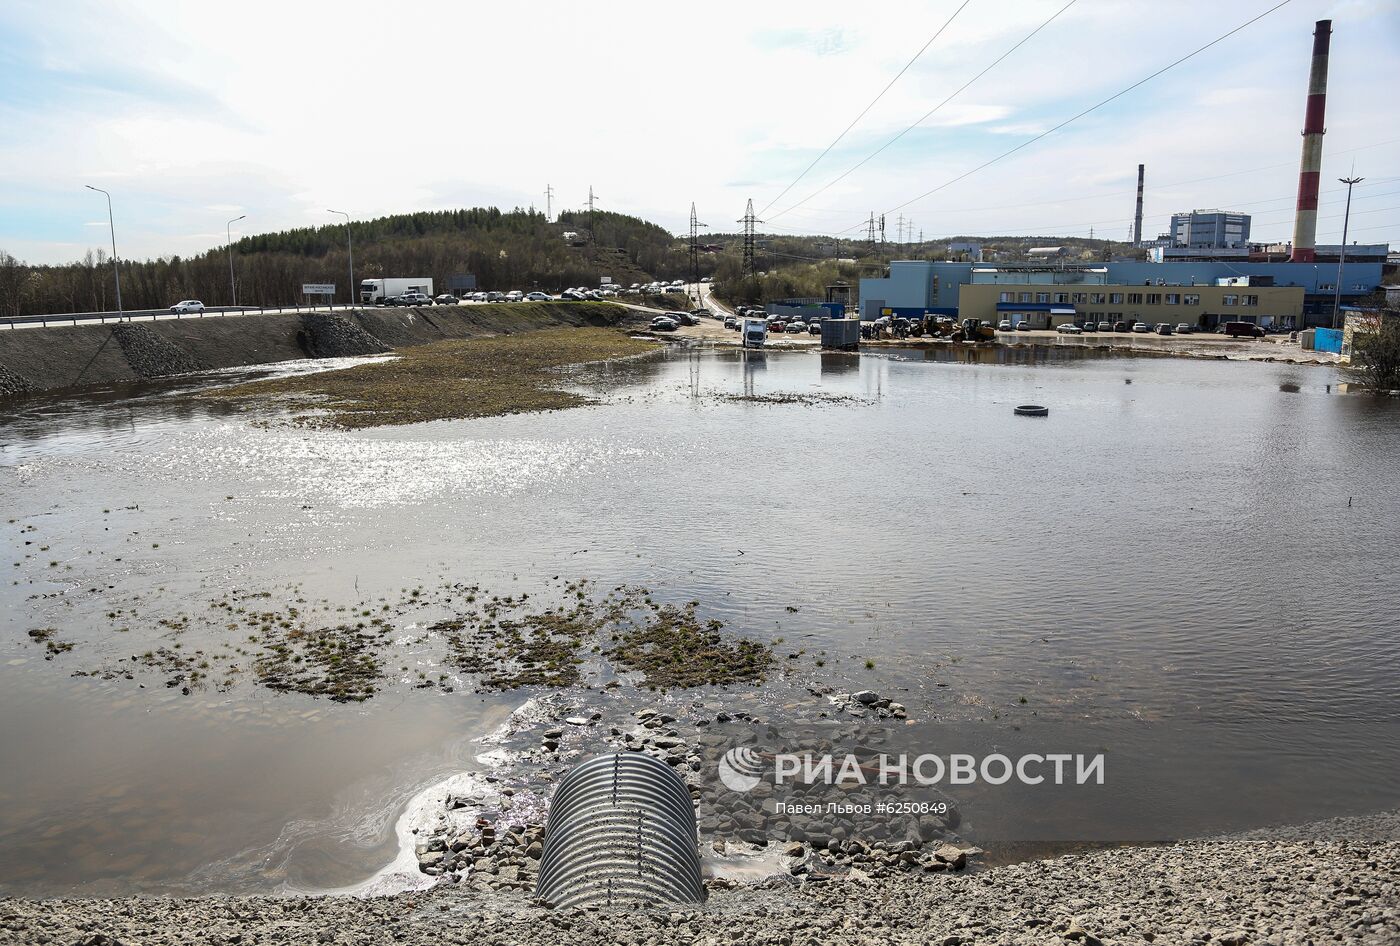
xmin=1289 ymin=19 xmax=1332 ymax=263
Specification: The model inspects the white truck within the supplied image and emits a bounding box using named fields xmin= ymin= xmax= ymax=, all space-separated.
xmin=359 ymin=277 xmax=434 ymax=304
xmin=741 ymin=317 xmax=767 ymax=349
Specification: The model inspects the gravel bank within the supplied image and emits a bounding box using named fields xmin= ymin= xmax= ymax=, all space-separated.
xmin=3 ymin=812 xmax=1394 ymax=945
xmin=297 ymin=313 xmax=390 ymax=358
xmin=110 ymin=324 xmax=206 ymax=377
xmin=0 ymin=362 xmax=33 ymax=396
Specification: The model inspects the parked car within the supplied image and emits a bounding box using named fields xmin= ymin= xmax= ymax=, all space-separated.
xmin=1222 ymin=321 xmax=1265 ymax=338
xmin=526 ymin=291 xmax=551 ymax=301
xmin=1113 ymin=321 xmax=1128 ymax=332
xmin=1083 ymin=321 xmax=1099 ymax=332
xmin=650 ymin=316 xmax=678 ymax=332
xmin=997 ymin=319 xmax=1013 ymax=331
xmin=723 ymin=316 xmax=738 ymax=329
xmin=1155 ymin=323 xmax=1174 ymax=335
xmin=1175 ymin=323 xmax=1194 ymax=334
xmin=1131 ymin=322 xmax=1150 ymax=333
xmin=398 ymin=292 xmax=432 ymax=306
xmin=1056 ymin=323 xmax=1083 ymax=335
xmin=486 ymin=291 xmax=505 ymax=302
xmin=807 ymin=321 xmax=822 ymax=336
xmin=433 ymin=294 xmax=458 ymax=305
xmin=170 ymin=299 xmax=205 ymax=314
xmin=785 ymin=322 xmax=805 ymax=334
xmin=1015 ymin=321 xmax=1031 ymax=331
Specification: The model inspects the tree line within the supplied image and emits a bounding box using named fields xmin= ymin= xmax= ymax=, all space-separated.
xmin=0 ymin=208 xmax=720 ymax=317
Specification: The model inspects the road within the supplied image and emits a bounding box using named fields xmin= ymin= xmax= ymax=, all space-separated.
xmin=0 ymin=302 xmax=388 ymax=331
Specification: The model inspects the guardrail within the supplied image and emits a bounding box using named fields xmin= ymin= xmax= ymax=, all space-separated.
xmin=0 ymin=302 xmax=357 ymax=330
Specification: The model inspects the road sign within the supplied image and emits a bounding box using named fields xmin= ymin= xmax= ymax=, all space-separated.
xmin=600 ymin=276 xmax=612 ymax=285
xmin=302 ymin=283 xmax=335 ymax=295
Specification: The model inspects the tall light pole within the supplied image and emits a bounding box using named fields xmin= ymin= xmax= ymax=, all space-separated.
xmin=84 ymin=185 xmax=123 ymax=321
xmin=1332 ymin=174 xmax=1363 ymax=329
xmin=328 ymin=209 xmax=353 ymax=308
xmin=227 ymin=214 xmax=246 ymax=307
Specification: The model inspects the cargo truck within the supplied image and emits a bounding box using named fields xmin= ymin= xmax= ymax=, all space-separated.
xmin=359 ymin=277 xmax=434 ymax=304
xmin=741 ymin=317 xmax=767 ymax=349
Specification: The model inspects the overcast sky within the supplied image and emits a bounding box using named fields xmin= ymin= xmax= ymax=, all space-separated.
xmin=1 ymin=0 xmax=1397 ymax=265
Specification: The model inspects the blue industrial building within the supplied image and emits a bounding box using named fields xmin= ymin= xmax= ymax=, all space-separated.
xmin=858 ymin=258 xmax=1385 ymax=326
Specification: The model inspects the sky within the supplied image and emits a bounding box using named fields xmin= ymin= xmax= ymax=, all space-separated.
xmin=1 ymin=0 xmax=1397 ymax=265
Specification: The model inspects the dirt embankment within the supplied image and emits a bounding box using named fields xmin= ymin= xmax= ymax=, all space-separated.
xmin=0 ymin=302 xmax=639 ymax=397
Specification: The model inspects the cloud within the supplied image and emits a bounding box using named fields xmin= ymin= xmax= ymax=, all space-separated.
xmin=0 ymin=0 xmax=1396 ymax=263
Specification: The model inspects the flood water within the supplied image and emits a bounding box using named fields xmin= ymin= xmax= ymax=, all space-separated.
xmin=2 ymin=346 xmax=1397 ymax=895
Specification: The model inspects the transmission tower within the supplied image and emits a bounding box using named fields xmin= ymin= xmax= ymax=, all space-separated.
xmin=544 ymin=184 xmax=554 ymax=222
xmin=738 ymin=199 xmax=762 ymax=289
xmin=866 ymin=213 xmax=878 ymax=260
xmin=688 ymin=203 xmax=708 ymax=306
xmin=896 ymin=213 xmax=905 ymax=245
xmin=587 ymin=186 xmax=598 ymax=243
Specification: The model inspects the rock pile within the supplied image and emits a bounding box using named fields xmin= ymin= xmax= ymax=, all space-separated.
xmin=111 ymin=324 xmax=205 ymax=377
xmin=0 ymin=361 xmax=33 ymax=396
xmin=298 ymin=313 xmax=390 ymax=358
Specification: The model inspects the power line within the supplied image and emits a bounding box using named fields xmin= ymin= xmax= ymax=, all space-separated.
xmin=832 ymin=0 xmax=1293 ymax=234
xmin=766 ymin=0 xmax=1077 ymax=223
xmin=756 ymin=0 xmax=972 ymax=217
xmin=752 ymin=139 xmax=1400 ymax=224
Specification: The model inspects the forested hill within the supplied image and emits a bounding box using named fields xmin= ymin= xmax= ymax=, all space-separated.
xmin=0 ymin=208 xmax=703 ymax=317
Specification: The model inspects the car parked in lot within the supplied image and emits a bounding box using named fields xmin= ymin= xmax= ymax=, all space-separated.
xmin=170 ymin=299 xmax=205 ymax=314
xmin=1113 ymin=321 xmax=1128 ymax=332
xmin=1083 ymin=321 xmax=1099 ymax=332
xmin=785 ymin=321 xmax=805 ymax=334
xmin=434 ymin=294 xmax=458 ymax=305
xmin=997 ymin=319 xmax=1013 ymax=332
xmin=1222 ymin=321 xmax=1265 ymax=338
xmin=807 ymin=321 xmax=821 ymax=336
xmin=1056 ymin=323 xmax=1083 ymax=334
xmin=723 ymin=316 xmax=738 ymax=329
xmin=1155 ymin=323 xmax=1173 ymax=335
xmin=1175 ymin=323 xmax=1193 ymax=334
xmin=1015 ymin=321 xmax=1031 ymax=331
xmin=650 ymin=316 xmax=678 ymax=332
xmin=1131 ymin=322 xmax=1150 ymax=333
xmin=665 ymin=311 xmax=698 ymax=326
xmin=526 ymin=291 xmax=551 ymax=301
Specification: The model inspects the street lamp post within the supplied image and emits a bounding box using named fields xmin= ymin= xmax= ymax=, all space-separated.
xmin=1332 ymin=175 xmax=1363 ymax=330
xmin=84 ymin=185 xmax=123 ymax=321
xmin=328 ymin=210 xmax=353 ymax=308
xmin=227 ymin=214 xmax=246 ymax=307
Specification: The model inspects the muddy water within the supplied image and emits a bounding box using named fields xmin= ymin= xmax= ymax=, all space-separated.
xmin=1 ymin=348 xmax=1398 ymax=895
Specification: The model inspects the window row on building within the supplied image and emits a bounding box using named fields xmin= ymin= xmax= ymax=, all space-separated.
xmin=995 ymin=291 xmax=1260 ymax=306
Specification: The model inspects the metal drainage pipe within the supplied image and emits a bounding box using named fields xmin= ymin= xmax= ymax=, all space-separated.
xmin=534 ymin=752 xmax=705 ymax=908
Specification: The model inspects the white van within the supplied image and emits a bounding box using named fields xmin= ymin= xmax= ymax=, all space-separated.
xmin=741 ymin=318 xmax=767 ymax=348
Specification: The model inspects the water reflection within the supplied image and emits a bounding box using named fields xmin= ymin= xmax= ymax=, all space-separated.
xmin=2 ymin=345 xmax=1398 ymax=895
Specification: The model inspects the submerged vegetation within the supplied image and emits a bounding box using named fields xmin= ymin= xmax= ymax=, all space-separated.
xmin=62 ymin=578 xmax=774 ymax=702
xmin=202 ymin=323 xmax=658 ymax=428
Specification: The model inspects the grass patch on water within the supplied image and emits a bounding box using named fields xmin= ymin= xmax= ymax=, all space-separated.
xmin=203 ymin=323 xmax=658 ymax=429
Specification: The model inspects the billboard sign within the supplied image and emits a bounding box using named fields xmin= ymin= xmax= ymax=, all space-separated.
xmin=302 ymin=283 xmax=336 ymax=295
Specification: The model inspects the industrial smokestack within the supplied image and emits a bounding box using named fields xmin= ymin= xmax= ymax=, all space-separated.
xmin=1289 ymin=19 xmax=1332 ymax=263
xmin=1133 ymin=164 xmax=1145 ymax=246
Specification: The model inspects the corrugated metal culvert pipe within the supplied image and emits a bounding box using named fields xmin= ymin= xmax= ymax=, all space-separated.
xmin=534 ymin=752 xmax=705 ymax=908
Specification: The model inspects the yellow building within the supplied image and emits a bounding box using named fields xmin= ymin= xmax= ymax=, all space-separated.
xmin=957 ymin=283 xmax=1305 ymax=330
